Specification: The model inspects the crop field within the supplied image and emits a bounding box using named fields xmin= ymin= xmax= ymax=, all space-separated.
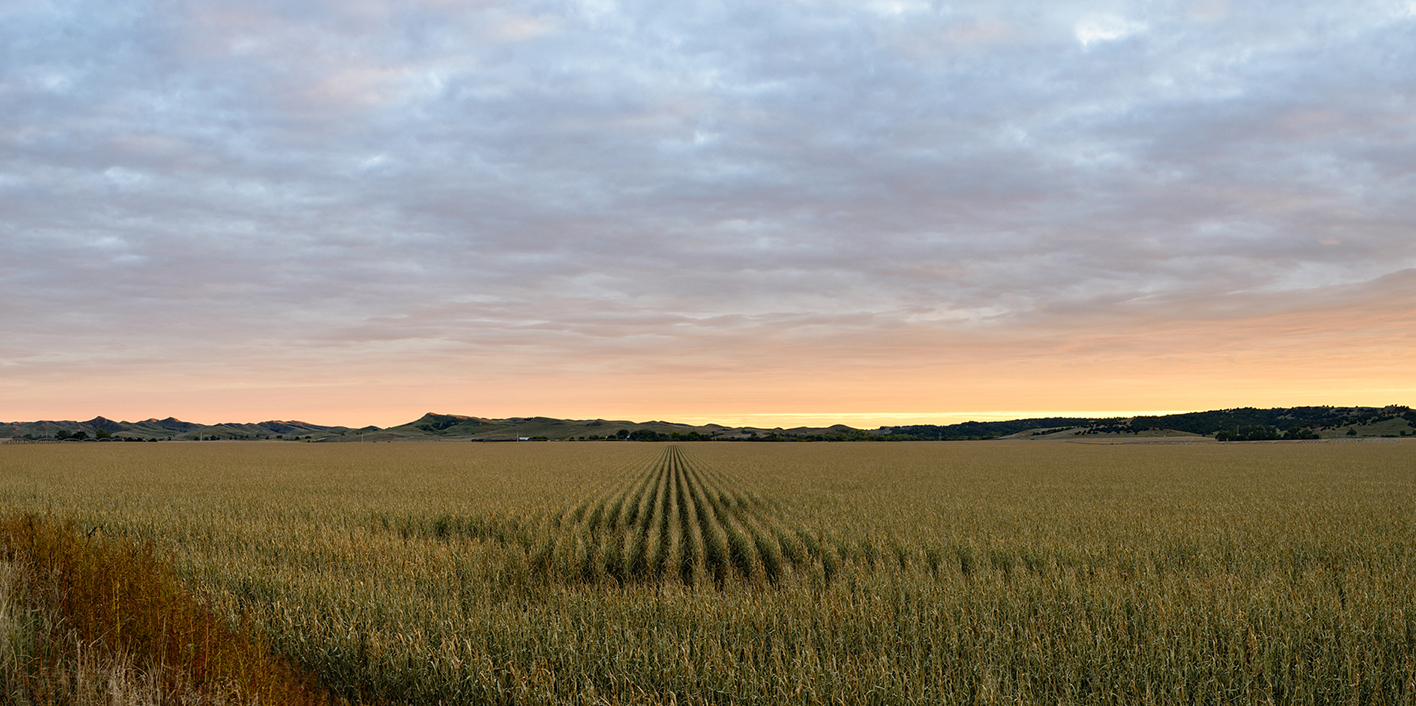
xmin=1 ymin=440 xmax=1414 ymax=704
xmin=424 ymin=445 xmax=830 ymax=590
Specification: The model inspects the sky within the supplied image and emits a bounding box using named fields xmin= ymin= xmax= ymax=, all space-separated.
xmin=2 ymin=0 xmax=1414 ymax=428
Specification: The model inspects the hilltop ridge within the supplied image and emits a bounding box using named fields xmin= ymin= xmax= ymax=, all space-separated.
xmin=2 ymin=406 xmax=1413 ymax=442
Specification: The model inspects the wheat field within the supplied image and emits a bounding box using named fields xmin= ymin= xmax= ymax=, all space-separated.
xmin=1 ymin=440 xmax=1413 ymax=704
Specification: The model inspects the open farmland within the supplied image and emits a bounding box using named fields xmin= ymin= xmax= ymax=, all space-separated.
xmin=1 ymin=441 xmax=1414 ymax=704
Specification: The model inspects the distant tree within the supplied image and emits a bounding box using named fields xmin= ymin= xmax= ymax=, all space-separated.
xmin=54 ymin=429 xmax=72 ymax=440
xmin=1216 ymin=424 xmax=1286 ymax=442
xmin=616 ymin=429 xmax=630 ymax=439
xmin=1347 ymin=428 xmax=1358 ymax=436
xmin=95 ymin=429 xmax=112 ymax=440
xmin=72 ymin=431 xmax=88 ymax=440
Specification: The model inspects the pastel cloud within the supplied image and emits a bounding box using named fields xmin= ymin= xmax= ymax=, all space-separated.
xmin=0 ymin=0 xmax=1412 ymax=426
xmin=1075 ymin=15 xmax=1148 ymax=47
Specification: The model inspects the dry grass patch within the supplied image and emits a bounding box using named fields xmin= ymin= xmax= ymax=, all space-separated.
xmin=0 ymin=514 xmax=332 ymax=705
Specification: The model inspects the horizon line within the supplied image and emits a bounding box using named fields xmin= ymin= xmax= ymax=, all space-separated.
xmin=5 ymin=404 xmax=1409 ymax=431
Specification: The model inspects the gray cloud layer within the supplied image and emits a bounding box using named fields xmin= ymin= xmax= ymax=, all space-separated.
xmin=3 ymin=0 xmax=1414 ymax=415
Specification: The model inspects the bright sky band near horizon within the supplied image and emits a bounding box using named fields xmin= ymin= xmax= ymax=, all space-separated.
xmin=2 ymin=0 xmax=1414 ymax=429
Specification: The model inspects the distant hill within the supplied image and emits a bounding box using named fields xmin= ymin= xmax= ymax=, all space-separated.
xmin=882 ymin=406 xmax=1415 ymax=440
xmin=0 ymin=416 xmax=343 ymax=442
xmin=2 ymin=406 xmax=1412 ymax=442
xmin=376 ymin=413 xmax=727 ymax=442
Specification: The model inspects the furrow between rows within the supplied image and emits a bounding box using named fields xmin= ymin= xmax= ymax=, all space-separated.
xmin=473 ymin=445 xmax=840 ymax=589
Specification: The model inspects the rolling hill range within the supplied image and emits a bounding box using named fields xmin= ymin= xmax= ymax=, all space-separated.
xmin=2 ymin=406 xmax=1412 ymax=442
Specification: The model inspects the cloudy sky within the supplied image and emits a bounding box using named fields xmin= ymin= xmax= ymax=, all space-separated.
xmin=2 ymin=0 xmax=1414 ymax=427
